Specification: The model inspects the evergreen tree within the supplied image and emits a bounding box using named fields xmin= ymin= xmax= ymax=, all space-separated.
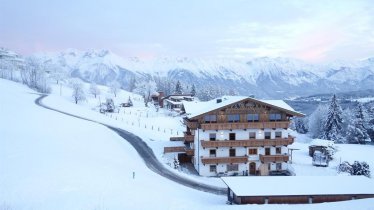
xmin=190 ymin=84 xmax=196 ymax=96
xmin=174 ymin=80 xmax=183 ymax=94
xmin=347 ymin=103 xmax=370 ymax=144
xmin=308 ymin=104 xmax=328 ymax=138
xmin=293 ymin=117 xmax=308 ymax=134
xmin=322 ymin=94 xmax=344 ymax=142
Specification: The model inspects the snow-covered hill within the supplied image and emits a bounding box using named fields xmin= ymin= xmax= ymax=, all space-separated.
xmin=2 ymin=78 xmax=374 ymax=210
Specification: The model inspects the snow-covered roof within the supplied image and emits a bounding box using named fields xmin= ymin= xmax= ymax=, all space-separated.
xmin=183 ymin=96 xmax=304 ymax=119
xmin=164 ymin=99 xmax=183 ymax=105
xmin=221 ymin=176 xmax=374 ymax=196
xmin=310 ymin=139 xmax=335 ymax=147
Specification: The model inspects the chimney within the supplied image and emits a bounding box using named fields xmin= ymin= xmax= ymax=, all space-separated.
xmin=216 ymin=98 xmax=222 ymax=103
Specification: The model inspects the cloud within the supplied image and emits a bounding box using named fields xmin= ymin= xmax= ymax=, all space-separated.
xmin=216 ymin=0 xmax=374 ymax=62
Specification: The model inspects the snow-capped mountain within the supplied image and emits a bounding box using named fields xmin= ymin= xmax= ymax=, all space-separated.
xmin=4 ymin=48 xmax=374 ymax=99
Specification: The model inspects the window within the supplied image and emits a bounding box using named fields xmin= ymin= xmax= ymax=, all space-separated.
xmin=248 ymin=148 xmax=257 ymax=155
xmin=249 ymin=132 xmax=256 ymax=139
xmin=204 ymin=115 xmax=217 ymax=123
xmin=209 ymin=133 xmax=216 ymax=141
xmin=265 ymin=148 xmax=271 ymax=155
xmin=276 ymin=163 xmax=282 ymax=170
xmin=210 ymin=165 xmax=217 ymax=172
xmin=229 ymin=133 xmax=236 ymax=140
xmin=229 ymin=149 xmax=236 ymax=157
xmin=275 ymin=131 xmax=282 ymax=138
xmin=227 ymin=164 xmax=239 ymax=171
xmin=269 ymin=113 xmax=282 ymax=121
xmin=228 ymin=114 xmax=240 ymax=122
xmin=209 ymin=149 xmax=216 ymax=157
xmin=265 ymin=132 xmax=271 ymax=139
xmin=247 ymin=114 xmax=259 ymax=122
xmin=276 ymin=147 xmax=281 ymax=154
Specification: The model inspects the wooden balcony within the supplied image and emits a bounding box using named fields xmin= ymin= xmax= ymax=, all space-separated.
xmin=184 ymin=118 xmax=199 ymax=129
xmin=184 ymin=132 xmax=195 ymax=143
xmin=259 ymin=154 xmax=289 ymax=163
xmin=185 ymin=148 xmax=194 ymax=156
xmin=201 ymin=156 xmax=248 ymax=165
xmin=201 ymin=136 xmax=294 ymax=148
xmin=170 ymin=136 xmax=185 ymax=141
xmin=164 ymin=146 xmax=186 ymax=153
xmin=201 ymin=121 xmax=290 ymax=130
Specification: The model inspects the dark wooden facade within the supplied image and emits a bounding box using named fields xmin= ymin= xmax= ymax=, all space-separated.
xmin=229 ymin=191 xmax=374 ymax=204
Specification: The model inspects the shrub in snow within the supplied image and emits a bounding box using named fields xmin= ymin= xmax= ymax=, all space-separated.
xmin=338 ymin=161 xmax=353 ymax=175
xmin=351 ymin=161 xmax=371 ymax=177
xmin=338 ymin=161 xmax=370 ymax=178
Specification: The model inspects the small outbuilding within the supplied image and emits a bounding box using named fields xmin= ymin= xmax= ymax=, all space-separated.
xmin=221 ymin=176 xmax=374 ymax=204
xmin=309 ymin=139 xmax=335 ymax=158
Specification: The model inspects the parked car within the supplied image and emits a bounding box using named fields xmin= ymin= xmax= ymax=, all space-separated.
xmin=312 ymin=151 xmax=329 ymax=167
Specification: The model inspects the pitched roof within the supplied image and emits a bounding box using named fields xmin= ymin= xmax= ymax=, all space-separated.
xmin=183 ymin=96 xmax=304 ymax=119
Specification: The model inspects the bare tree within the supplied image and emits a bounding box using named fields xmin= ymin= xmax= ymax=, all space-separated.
xmin=21 ymin=57 xmax=50 ymax=93
xmin=89 ymin=82 xmax=101 ymax=98
xmin=47 ymin=62 xmax=66 ymax=84
xmin=70 ymin=79 xmax=86 ymax=104
xmin=109 ymin=81 xmax=121 ymax=97
xmin=134 ymin=80 xmax=157 ymax=103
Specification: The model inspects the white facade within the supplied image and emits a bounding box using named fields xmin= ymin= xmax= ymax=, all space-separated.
xmin=193 ymin=128 xmax=290 ymax=177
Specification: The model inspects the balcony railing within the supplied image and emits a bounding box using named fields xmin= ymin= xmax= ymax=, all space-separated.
xmin=184 ymin=118 xmax=199 ymax=129
xmin=185 ymin=148 xmax=194 ymax=156
xmin=259 ymin=154 xmax=289 ymax=163
xmin=184 ymin=132 xmax=195 ymax=143
xmin=201 ymin=156 xmax=248 ymax=165
xmin=164 ymin=146 xmax=186 ymax=153
xmin=201 ymin=121 xmax=290 ymax=130
xmin=201 ymin=136 xmax=294 ymax=148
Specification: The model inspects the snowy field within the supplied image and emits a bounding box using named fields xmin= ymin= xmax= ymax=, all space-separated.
xmin=1 ymin=78 xmax=374 ymax=210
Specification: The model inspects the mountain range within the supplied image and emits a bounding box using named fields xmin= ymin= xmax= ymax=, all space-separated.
xmin=2 ymin=48 xmax=374 ymax=99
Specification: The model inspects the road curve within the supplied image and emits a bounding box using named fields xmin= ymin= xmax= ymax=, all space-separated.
xmin=35 ymin=95 xmax=227 ymax=195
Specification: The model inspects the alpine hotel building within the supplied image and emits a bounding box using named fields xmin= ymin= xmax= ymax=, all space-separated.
xmin=181 ymin=96 xmax=304 ymax=177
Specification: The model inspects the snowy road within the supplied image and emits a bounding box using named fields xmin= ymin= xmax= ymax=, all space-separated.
xmin=35 ymin=95 xmax=227 ymax=195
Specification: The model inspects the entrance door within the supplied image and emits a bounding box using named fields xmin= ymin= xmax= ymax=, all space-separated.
xmin=249 ymin=162 xmax=256 ymax=175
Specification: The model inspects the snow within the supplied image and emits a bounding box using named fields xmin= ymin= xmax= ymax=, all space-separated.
xmin=309 ymin=139 xmax=335 ymax=147
xmin=2 ymin=78 xmax=374 ymax=210
xmin=183 ymin=96 xmax=247 ymax=118
xmin=0 ymin=79 xmax=224 ymax=210
xmin=222 ymin=176 xmax=374 ymax=196
xmin=183 ymin=96 xmax=303 ymax=118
